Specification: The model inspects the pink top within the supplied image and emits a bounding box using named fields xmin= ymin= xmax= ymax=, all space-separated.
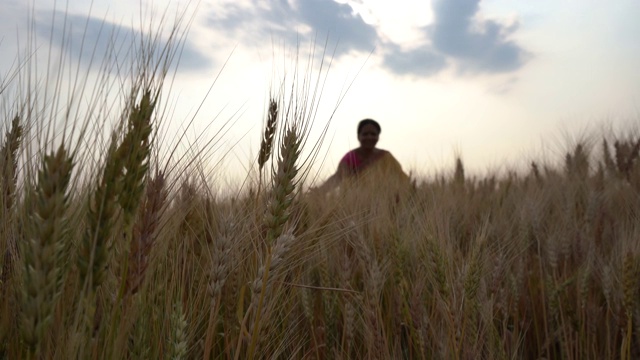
xmin=340 ymin=150 xmax=362 ymax=174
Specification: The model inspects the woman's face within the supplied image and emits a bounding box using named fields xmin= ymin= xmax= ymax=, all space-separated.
xmin=358 ymin=124 xmax=379 ymax=150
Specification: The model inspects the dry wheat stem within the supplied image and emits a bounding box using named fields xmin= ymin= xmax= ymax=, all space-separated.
xmin=246 ymin=232 xmax=296 ymax=358
xmin=126 ymin=171 xmax=166 ymax=296
xmin=1 ymin=116 xmax=23 ymax=213
xmin=258 ymin=99 xmax=278 ymax=172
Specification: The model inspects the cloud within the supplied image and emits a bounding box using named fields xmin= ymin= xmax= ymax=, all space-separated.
xmin=383 ymin=44 xmax=447 ymax=77
xmin=296 ymin=0 xmax=377 ymax=54
xmin=207 ymin=0 xmax=530 ymax=79
xmin=35 ymin=10 xmax=212 ymax=72
xmin=429 ymin=0 xmax=529 ymax=73
xmin=206 ymin=0 xmax=377 ymax=57
xmin=4 ymin=0 xmax=530 ymax=81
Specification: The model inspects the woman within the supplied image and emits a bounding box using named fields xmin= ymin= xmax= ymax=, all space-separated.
xmin=315 ymin=119 xmax=409 ymax=192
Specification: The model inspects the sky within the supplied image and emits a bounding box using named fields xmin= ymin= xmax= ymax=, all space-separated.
xmin=1 ymin=0 xmax=639 ymax=185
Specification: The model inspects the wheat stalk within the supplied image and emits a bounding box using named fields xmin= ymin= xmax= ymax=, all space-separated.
xmin=206 ymin=220 xmax=231 ymax=300
xmin=258 ymin=99 xmax=278 ymax=171
xmin=78 ymin=89 xmax=154 ymax=331
xmin=104 ymin=89 xmax=155 ymax=330
xmin=299 ymin=280 xmax=314 ymax=324
xmin=19 ymin=145 xmax=74 ymax=354
xmin=339 ymin=240 xmax=355 ymax=355
xmin=454 ymin=157 xmax=465 ymax=188
xmin=204 ymin=210 xmax=232 ymax=359
xmin=318 ymin=244 xmax=338 ymax=346
xmin=78 ymin=137 xmax=123 ymax=291
xmin=222 ymin=243 xmax=240 ymax=354
xmin=463 ymin=246 xmax=483 ymax=313
xmin=169 ymin=301 xmax=188 ymax=360
xmin=126 ymin=170 xmax=166 ymax=296
xmin=117 ymin=90 xmax=155 ymax=228
xmin=353 ymin=232 xmax=387 ymax=360
xmin=612 ymin=252 xmax=634 ymax=358
xmin=1 ymin=115 xmax=23 ymax=213
xmin=566 ymin=143 xmax=589 ymax=178
xmin=0 ymin=116 xmax=23 ymax=298
xmin=425 ymin=236 xmax=449 ymax=299
xmin=622 ymin=252 xmax=638 ymax=321
xmin=264 ymin=125 xmax=301 ymax=244
xmin=602 ymin=139 xmax=617 ymax=176
xmin=246 ymin=232 xmax=296 ymax=358
xmin=239 ymin=124 xmax=302 ymax=356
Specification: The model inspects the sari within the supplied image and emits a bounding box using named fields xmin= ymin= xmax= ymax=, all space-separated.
xmin=339 ymin=150 xmax=409 ymax=181
xmin=338 ymin=149 xmax=411 ymax=194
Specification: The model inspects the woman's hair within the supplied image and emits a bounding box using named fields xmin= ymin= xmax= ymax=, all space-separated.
xmin=357 ymin=118 xmax=381 ymax=134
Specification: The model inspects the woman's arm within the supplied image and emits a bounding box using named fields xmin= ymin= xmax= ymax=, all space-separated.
xmin=388 ymin=153 xmax=410 ymax=181
xmin=314 ymin=161 xmax=349 ymax=193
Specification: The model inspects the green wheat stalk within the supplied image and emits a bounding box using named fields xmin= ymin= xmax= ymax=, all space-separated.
xmin=78 ymin=137 xmax=123 ymax=291
xmin=20 ymin=145 xmax=74 ymax=355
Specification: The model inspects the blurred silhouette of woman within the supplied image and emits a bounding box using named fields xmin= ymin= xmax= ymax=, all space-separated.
xmin=316 ymin=119 xmax=409 ymax=193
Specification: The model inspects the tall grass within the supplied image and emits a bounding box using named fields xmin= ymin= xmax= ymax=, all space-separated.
xmin=2 ymin=7 xmax=640 ymax=360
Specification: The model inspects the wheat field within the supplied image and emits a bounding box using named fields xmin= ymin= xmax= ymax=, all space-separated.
xmin=1 ymin=10 xmax=640 ymax=360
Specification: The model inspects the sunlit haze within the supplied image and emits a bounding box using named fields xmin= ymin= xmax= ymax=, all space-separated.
xmin=1 ymin=0 xmax=639 ymax=186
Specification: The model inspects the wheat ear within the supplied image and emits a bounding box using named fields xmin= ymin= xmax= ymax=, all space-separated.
xmin=204 ymin=211 xmax=232 ymax=359
xmin=126 ymin=170 xmax=166 ymax=296
xmin=20 ymin=145 xmax=74 ymax=354
xmin=78 ymin=137 xmax=123 ymax=291
xmin=169 ymin=301 xmax=188 ymax=360
xmin=246 ymin=232 xmax=296 ymax=358
xmin=264 ymin=125 xmax=301 ymax=244
xmin=258 ymin=99 xmax=278 ymax=171
xmin=1 ymin=115 xmax=23 ymax=213
xmin=95 ymin=89 xmax=155 ymax=308
xmin=0 ymin=115 xmax=23 ymax=309
xmin=244 ymin=124 xmax=301 ymax=357
xmin=463 ymin=245 xmax=483 ymax=314
xmin=117 ymin=90 xmax=154 ymax=228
